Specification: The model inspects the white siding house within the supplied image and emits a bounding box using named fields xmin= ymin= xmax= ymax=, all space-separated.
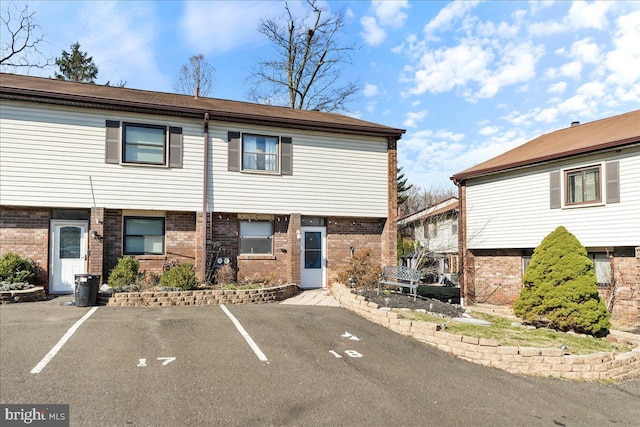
xmin=398 ymin=197 xmax=459 ymax=284
xmin=452 ymin=110 xmax=640 ymax=326
xmin=0 ymin=73 xmax=404 ymax=294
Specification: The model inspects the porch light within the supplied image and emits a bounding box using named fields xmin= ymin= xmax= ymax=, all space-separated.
xmin=296 ymin=229 xmax=301 ymax=240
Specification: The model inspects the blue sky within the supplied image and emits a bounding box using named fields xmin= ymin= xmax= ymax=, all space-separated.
xmin=3 ymin=1 xmax=639 ymax=191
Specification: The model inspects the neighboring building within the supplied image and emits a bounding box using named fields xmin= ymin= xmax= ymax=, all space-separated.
xmin=397 ymin=197 xmax=459 ymax=284
xmin=0 ymin=73 xmax=404 ymax=293
xmin=451 ymin=110 xmax=640 ymax=326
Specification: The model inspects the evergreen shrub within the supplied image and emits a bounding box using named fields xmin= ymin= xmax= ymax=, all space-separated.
xmin=513 ymin=226 xmax=610 ymax=336
xmin=160 ymin=263 xmax=198 ymax=290
xmin=108 ymin=257 xmax=141 ymax=289
xmin=0 ymin=252 xmax=37 ymax=285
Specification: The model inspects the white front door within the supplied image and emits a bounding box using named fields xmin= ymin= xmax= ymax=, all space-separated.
xmin=50 ymin=220 xmax=88 ymax=294
xmin=300 ymin=226 xmax=326 ymax=289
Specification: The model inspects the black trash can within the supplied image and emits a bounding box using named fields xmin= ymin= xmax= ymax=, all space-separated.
xmin=75 ymin=274 xmax=100 ymax=307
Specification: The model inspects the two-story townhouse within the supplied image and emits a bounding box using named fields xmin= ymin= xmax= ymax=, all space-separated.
xmin=0 ymin=73 xmax=404 ymax=294
xmin=398 ymin=197 xmax=459 ymax=284
xmin=451 ymin=110 xmax=640 ymax=326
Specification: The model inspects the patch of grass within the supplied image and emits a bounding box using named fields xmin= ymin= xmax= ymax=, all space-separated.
xmin=399 ymin=311 xmax=628 ymax=355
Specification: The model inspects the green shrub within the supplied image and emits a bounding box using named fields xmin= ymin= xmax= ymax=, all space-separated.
xmin=160 ymin=263 xmax=198 ymax=290
xmin=108 ymin=257 xmax=141 ymax=289
xmin=336 ymin=249 xmax=382 ymax=290
xmin=514 ymin=226 xmax=610 ymax=336
xmin=0 ymin=252 xmax=37 ymax=285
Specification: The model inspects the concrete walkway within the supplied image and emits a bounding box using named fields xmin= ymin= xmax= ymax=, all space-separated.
xmin=280 ymin=288 xmax=340 ymax=307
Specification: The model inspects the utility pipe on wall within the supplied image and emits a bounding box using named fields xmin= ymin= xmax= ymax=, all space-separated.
xmin=201 ymin=112 xmax=210 ymax=282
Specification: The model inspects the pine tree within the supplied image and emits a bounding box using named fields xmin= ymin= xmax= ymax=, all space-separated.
xmin=397 ymin=166 xmax=413 ymax=207
xmin=55 ymin=42 xmax=98 ymax=83
xmin=514 ymin=226 xmax=610 ymax=336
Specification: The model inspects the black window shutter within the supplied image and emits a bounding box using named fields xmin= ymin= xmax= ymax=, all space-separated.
xmin=281 ymin=136 xmax=292 ymax=175
xmin=606 ymin=161 xmax=620 ymax=203
xmin=550 ymin=171 xmax=561 ymax=209
xmin=169 ymin=127 xmax=183 ymax=168
xmin=228 ymin=131 xmax=241 ymax=171
xmin=105 ymin=120 xmax=120 ymax=164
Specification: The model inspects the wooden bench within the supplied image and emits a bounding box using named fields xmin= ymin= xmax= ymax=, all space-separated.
xmin=378 ymin=266 xmax=421 ymax=301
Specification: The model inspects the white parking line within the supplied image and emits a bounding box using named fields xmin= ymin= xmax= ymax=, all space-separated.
xmin=220 ymin=304 xmax=268 ymax=363
xmin=30 ymin=307 xmax=99 ymax=374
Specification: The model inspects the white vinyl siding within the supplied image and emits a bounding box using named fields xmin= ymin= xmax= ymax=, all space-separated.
xmin=0 ymin=102 xmax=203 ymax=211
xmin=465 ymin=147 xmax=640 ymax=249
xmin=210 ymin=125 xmax=389 ymax=217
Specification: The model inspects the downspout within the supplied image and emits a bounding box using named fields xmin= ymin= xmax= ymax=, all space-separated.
xmin=201 ymin=113 xmax=210 ymax=282
xmin=451 ymin=177 xmax=465 ymax=307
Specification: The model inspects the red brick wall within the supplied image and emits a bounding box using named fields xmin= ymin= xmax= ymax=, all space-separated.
xmin=327 ymin=217 xmax=385 ymax=285
xmin=0 ymin=207 xmax=50 ymax=287
xmin=599 ymin=252 xmax=640 ymax=326
xmin=102 ymin=210 xmax=198 ymax=281
xmin=208 ymin=213 xmax=386 ymax=287
xmin=466 ymin=248 xmax=640 ymax=327
xmin=465 ymin=249 xmax=525 ymax=305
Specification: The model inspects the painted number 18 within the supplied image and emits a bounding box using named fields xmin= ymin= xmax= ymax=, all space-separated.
xmin=329 ymin=350 xmax=363 ymax=358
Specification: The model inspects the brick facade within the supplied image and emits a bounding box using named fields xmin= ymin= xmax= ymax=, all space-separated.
xmin=465 ymin=248 xmax=640 ymax=327
xmin=0 ymin=207 xmax=50 ymax=286
xmin=2 ymin=206 xmax=393 ymax=293
xmin=208 ymin=212 xmax=387 ymax=287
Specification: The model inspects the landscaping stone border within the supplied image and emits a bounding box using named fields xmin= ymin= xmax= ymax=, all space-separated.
xmin=99 ymin=284 xmax=300 ymax=307
xmin=330 ymin=282 xmax=640 ymax=381
xmin=0 ymin=286 xmax=47 ymax=304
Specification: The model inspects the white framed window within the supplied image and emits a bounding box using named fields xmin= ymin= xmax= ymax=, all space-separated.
xmin=123 ymin=217 xmax=165 ymax=255
xmin=239 ymin=221 xmax=273 ymax=254
xmin=242 ymin=134 xmax=278 ymax=172
xmin=565 ymin=165 xmax=601 ymax=206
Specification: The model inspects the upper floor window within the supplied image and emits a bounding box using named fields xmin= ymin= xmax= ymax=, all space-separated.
xmin=105 ymin=121 xmax=183 ymax=168
xmin=243 ymin=135 xmax=278 ymax=172
xmin=565 ymin=165 xmax=600 ymax=205
xmin=227 ymin=131 xmax=292 ymax=175
xmin=123 ymin=124 xmax=166 ymax=165
xmin=123 ymin=216 xmax=165 ymax=255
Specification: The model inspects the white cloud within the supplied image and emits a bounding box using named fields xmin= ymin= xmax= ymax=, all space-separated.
xmin=529 ymin=1 xmax=613 ymax=38
xmin=605 ymin=10 xmax=640 ymax=86
xmin=180 ymin=1 xmax=274 ymax=53
xmin=559 ymin=61 xmax=582 ymax=80
xmin=566 ymin=1 xmax=611 ymax=30
xmin=363 ymin=83 xmax=379 ymax=97
xmin=548 ymin=81 xmax=567 ymax=94
xmin=403 ymin=110 xmax=428 ymax=128
xmin=360 ymin=1 xmax=410 ymax=46
xmin=478 ymin=126 xmax=499 ymax=136
xmin=569 ymin=38 xmax=601 ymax=64
xmin=360 ymin=15 xmax=386 ymax=46
xmin=372 ymin=0 xmax=409 ymax=28
xmin=76 ymin=2 xmax=169 ymax=90
xmin=424 ymin=1 xmax=481 ymax=36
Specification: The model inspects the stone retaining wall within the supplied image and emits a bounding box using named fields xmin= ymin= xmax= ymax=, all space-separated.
xmin=99 ymin=284 xmax=300 ymax=307
xmin=0 ymin=286 xmax=47 ymax=304
xmin=330 ymin=282 xmax=640 ymax=381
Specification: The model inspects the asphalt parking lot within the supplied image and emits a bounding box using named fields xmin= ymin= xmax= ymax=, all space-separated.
xmin=1 ymin=297 xmax=639 ymax=426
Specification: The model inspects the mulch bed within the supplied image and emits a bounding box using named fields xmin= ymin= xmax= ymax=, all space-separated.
xmin=359 ymin=290 xmax=464 ymax=318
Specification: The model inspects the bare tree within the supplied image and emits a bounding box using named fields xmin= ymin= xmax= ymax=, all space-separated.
xmin=400 ymin=185 xmax=457 ymax=217
xmin=174 ymin=54 xmax=215 ymax=97
xmin=1 ymin=2 xmax=52 ymax=71
xmin=247 ymin=0 xmax=359 ymax=112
